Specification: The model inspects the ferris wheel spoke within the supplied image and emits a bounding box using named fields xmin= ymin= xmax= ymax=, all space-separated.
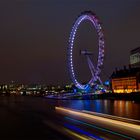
xmin=87 ymin=56 xmax=96 ymax=71
xmin=98 ymin=77 xmax=103 ymax=85
xmin=87 ymin=56 xmax=95 ymax=77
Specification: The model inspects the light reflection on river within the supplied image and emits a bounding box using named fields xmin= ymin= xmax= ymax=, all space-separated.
xmin=49 ymin=99 xmax=140 ymax=120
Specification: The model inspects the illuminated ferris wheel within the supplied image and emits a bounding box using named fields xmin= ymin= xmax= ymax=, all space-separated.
xmin=68 ymin=11 xmax=105 ymax=91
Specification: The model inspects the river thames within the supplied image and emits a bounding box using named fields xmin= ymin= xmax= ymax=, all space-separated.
xmin=0 ymin=96 xmax=140 ymax=139
xmin=52 ymin=99 xmax=140 ymax=120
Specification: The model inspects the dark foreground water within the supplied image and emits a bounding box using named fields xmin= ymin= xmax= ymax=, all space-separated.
xmin=0 ymin=96 xmax=140 ymax=140
xmin=0 ymin=96 xmax=71 ymax=140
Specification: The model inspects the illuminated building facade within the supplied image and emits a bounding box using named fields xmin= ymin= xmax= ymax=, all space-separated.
xmin=111 ymin=67 xmax=140 ymax=93
xmin=130 ymin=47 xmax=140 ymax=68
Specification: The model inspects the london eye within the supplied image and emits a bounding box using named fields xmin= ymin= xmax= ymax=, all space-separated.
xmin=68 ymin=11 xmax=105 ymax=91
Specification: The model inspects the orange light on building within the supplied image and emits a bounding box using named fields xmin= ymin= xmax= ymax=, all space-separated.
xmin=112 ymin=77 xmax=138 ymax=93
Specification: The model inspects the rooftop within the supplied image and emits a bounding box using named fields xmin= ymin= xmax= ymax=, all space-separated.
xmin=130 ymin=47 xmax=140 ymax=55
xmin=111 ymin=67 xmax=140 ymax=79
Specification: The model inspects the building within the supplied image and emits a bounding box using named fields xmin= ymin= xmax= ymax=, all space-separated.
xmin=111 ymin=67 xmax=140 ymax=93
xmin=130 ymin=47 xmax=140 ymax=68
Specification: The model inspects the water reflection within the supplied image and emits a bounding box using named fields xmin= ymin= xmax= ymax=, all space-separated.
xmin=53 ymin=100 xmax=140 ymax=120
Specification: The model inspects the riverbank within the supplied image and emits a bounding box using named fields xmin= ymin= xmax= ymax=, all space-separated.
xmin=1 ymin=92 xmax=140 ymax=102
xmin=71 ymin=92 xmax=140 ymax=101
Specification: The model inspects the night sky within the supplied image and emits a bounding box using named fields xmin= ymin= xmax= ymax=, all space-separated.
xmin=0 ymin=0 xmax=140 ymax=85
